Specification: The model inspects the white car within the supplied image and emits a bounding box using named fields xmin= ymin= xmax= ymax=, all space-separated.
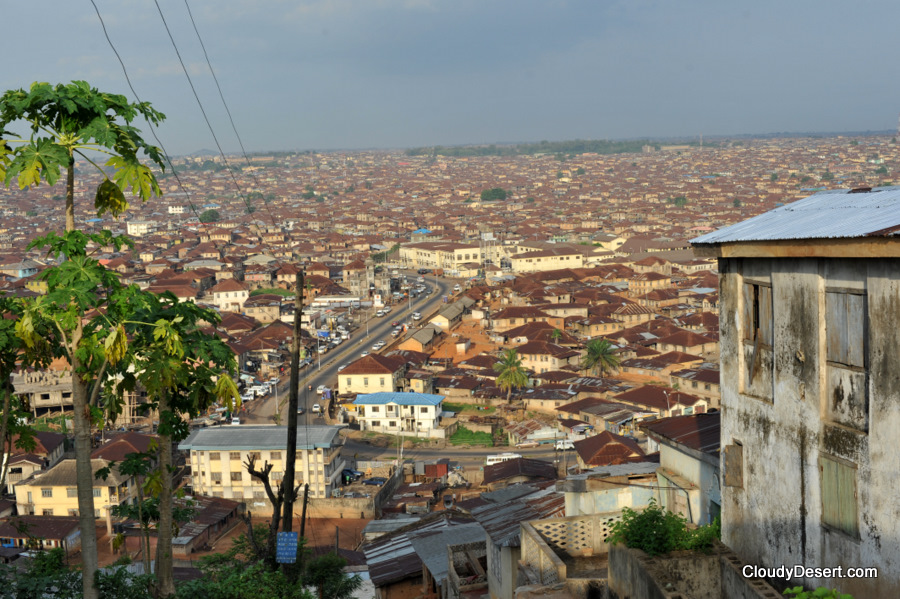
xmin=337 ymin=363 xmax=348 ymax=372
xmin=360 ymin=351 xmax=370 ymax=357
xmin=312 ymin=403 xmax=322 ymax=414
xmin=412 ymin=312 xmax=422 ymax=320
xmin=316 ymin=385 xmax=327 ymax=394
xmin=453 ymin=284 xmax=461 ymax=292
xmin=375 ymin=310 xmax=385 ymax=317
xmin=231 ymin=417 xmax=241 ymax=425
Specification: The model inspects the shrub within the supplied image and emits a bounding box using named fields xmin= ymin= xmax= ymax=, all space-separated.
xmin=607 ymin=499 xmax=720 ymax=556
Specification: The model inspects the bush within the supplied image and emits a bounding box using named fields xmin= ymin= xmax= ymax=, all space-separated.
xmin=607 ymin=499 xmax=719 ymax=556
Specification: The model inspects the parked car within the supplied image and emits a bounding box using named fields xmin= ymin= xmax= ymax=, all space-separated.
xmin=360 ymin=351 xmax=370 ymax=357
xmin=361 ymin=477 xmax=387 ymax=486
xmin=391 ymin=328 xmax=401 ymax=338
xmin=312 ymin=403 xmax=322 ymax=414
xmin=375 ymin=310 xmax=385 ymax=317
xmin=231 ymin=417 xmax=241 ymax=425
xmin=337 ymin=363 xmax=349 ymax=371
xmin=516 ymin=440 xmax=540 ymax=449
xmin=412 ymin=312 xmax=422 ymax=320
xmin=453 ymin=284 xmax=462 ymax=292
xmin=555 ymin=439 xmax=575 ymax=451
xmin=316 ymin=385 xmax=327 ymax=394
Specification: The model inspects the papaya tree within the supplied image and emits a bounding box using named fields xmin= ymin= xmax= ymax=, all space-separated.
xmin=16 ymin=230 xmax=138 ymax=599
xmin=0 ymin=80 xmax=165 ymax=231
xmin=117 ymin=291 xmax=240 ymax=598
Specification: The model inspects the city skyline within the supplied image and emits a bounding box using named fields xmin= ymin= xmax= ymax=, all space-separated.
xmin=3 ymin=1 xmax=900 ymax=155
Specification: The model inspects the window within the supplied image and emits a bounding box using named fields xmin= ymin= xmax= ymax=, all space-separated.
xmin=371 ymin=420 xmax=380 ymax=427
xmin=380 ymin=377 xmax=385 ymax=387
xmin=371 ymin=406 xmax=380 ymax=413
xmin=232 ymin=490 xmax=244 ymax=499
xmin=41 ymin=488 xmax=52 ymax=498
xmin=742 ymin=283 xmax=773 ymax=345
xmin=346 ymin=378 xmax=351 ymax=387
xmin=825 ymin=291 xmax=866 ymax=368
xmin=253 ymin=491 xmax=266 ymax=499
xmin=420 ymin=407 xmax=428 ymax=413
xmin=68 ymin=509 xmax=78 ymax=517
xmin=67 ymin=487 xmax=77 ymax=498
xmin=741 ymin=281 xmax=774 ymax=401
xmin=93 ymin=489 xmax=101 ymax=498
xmin=42 ymin=509 xmax=54 ymax=516
xmin=270 ymin=451 xmax=281 ymax=460
xmin=230 ymin=472 xmax=243 ymax=482
xmin=363 ymin=377 xmax=368 ymax=387
xmin=389 ymin=421 xmax=396 ymax=428
xmin=820 ymin=455 xmax=858 ymax=538
xmin=230 ymin=451 xmax=241 ymax=460
xmin=249 ymin=452 xmax=261 ymax=461
xmin=723 ymin=443 xmax=743 ymax=488
xmin=211 ymin=472 xmax=222 ymax=483
xmin=209 ymin=452 xmax=220 ymax=461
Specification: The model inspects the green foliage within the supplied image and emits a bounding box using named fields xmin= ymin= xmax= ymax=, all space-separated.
xmin=480 ymin=187 xmax=507 ymax=201
xmin=250 ymin=287 xmax=295 ymax=297
xmin=442 ymin=401 xmax=495 ymax=414
xmin=667 ymin=195 xmax=688 ymax=207
xmin=199 ymin=209 xmax=220 ymax=223
xmin=783 ymin=587 xmax=853 ymax=599
xmin=607 ymin=500 xmax=720 ymax=556
xmin=372 ymin=243 xmax=400 ymax=263
xmin=0 ymin=81 xmax=165 ymax=217
xmin=875 ymin=165 xmax=888 ymax=175
xmin=575 ymin=167 xmax=585 ymax=175
xmin=732 ymin=198 xmax=742 ymax=208
xmin=581 ymin=338 xmax=620 ymax=377
xmin=305 ymin=552 xmax=363 ymax=599
xmin=493 ymin=348 xmax=529 ymax=402
xmin=770 ymin=173 xmax=779 ymax=181
xmin=176 ymin=558 xmax=312 ymax=599
xmin=449 ymin=425 xmax=494 ymax=446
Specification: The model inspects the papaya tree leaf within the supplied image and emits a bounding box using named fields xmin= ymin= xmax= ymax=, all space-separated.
xmin=95 ymin=178 xmax=129 ymax=218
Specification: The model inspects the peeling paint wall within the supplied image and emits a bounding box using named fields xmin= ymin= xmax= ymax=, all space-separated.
xmin=720 ymin=256 xmax=900 ymax=597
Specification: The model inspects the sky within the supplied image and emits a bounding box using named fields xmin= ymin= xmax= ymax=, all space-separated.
xmin=3 ymin=0 xmax=900 ymax=155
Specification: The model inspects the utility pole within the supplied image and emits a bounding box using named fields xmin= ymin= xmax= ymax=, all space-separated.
xmin=282 ymin=269 xmax=305 ymax=531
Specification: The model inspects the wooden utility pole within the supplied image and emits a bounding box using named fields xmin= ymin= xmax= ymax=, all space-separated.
xmin=282 ymin=269 xmax=305 ymax=531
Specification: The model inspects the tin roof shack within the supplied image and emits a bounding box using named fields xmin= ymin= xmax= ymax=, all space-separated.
xmin=469 ymin=484 xmax=564 ymax=599
xmin=0 ymin=515 xmax=81 ymax=553
xmin=556 ymin=462 xmax=660 ymax=517
xmin=171 ymin=495 xmax=243 ymax=555
xmin=362 ymin=510 xmax=478 ymax=599
xmin=691 ymin=186 xmax=900 ymax=598
xmin=640 ymin=412 xmax=721 ymax=526
xmin=481 ymin=457 xmax=557 ymax=492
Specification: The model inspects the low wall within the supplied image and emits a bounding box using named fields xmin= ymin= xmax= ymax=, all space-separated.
xmin=607 ymin=542 xmax=781 ymax=599
xmin=308 ymin=495 xmax=375 ymax=519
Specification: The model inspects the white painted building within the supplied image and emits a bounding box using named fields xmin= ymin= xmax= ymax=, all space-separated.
xmin=692 ymin=187 xmax=900 ymax=598
xmin=352 ymin=392 xmax=444 ymax=437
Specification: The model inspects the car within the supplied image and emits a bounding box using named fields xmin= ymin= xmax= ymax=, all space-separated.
xmin=360 ymin=351 xmax=370 ymax=357
xmin=337 ymin=363 xmax=349 ymax=371
xmin=317 ymin=345 xmax=328 ymax=354
xmin=312 ymin=403 xmax=322 ymax=414
xmin=231 ymin=417 xmax=241 ymax=425
xmin=417 ymin=276 xmax=425 ymax=283
xmin=374 ymin=341 xmax=386 ymax=350
xmin=361 ymin=477 xmax=387 ymax=486
xmin=391 ymin=321 xmax=401 ymax=327
xmin=516 ymin=440 xmax=540 ymax=449
xmin=555 ymin=440 xmax=575 ymax=451
xmin=333 ymin=337 xmax=343 ymax=345
xmin=383 ymin=305 xmax=392 ymax=313
xmin=453 ymin=284 xmax=462 ymax=292
xmin=316 ymin=385 xmax=327 ymax=394
xmin=342 ymin=468 xmax=363 ymax=481
xmin=375 ymin=310 xmax=385 ymax=317
xmin=391 ymin=328 xmax=401 ymax=338
xmin=296 ymin=407 xmax=305 ymax=415
xmin=412 ymin=312 xmax=422 ymax=320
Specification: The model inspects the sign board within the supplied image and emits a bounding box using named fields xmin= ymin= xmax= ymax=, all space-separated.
xmin=275 ymin=531 xmax=299 ymax=564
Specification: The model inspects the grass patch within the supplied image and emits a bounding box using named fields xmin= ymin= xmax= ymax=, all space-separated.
xmin=250 ymin=288 xmax=295 ymax=297
xmin=443 ymin=402 xmax=495 ymax=415
xmin=449 ymin=425 xmax=494 ymax=446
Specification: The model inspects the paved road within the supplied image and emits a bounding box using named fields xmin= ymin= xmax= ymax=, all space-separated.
xmin=243 ymin=273 xmax=454 ymax=425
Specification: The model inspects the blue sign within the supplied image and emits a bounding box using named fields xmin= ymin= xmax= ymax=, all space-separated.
xmin=276 ymin=531 xmax=299 ymax=564
xmin=317 ymin=330 xmax=330 ymax=338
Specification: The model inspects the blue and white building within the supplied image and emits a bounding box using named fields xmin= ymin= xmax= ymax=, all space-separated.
xmin=353 ymin=392 xmax=445 ymax=437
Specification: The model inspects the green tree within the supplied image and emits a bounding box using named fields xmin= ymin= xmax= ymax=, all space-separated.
xmin=0 ymin=81 xmax=165 ymax=232
xmin=575 ymin=167 xmax=585 ymax=175
xmin=0 ymin=296 xmax=30 ymax=495
xmin=581 ymin=338 xmax=620 ymax=378
xmin=732 ymin=198 xmax=742 ymax=208
xmin=668 ymin=195 xmax=688 ymax=207
xmin=493 ymin=349 xmax=529 ymax=403
xmin=551 ymin=328 xmax=563 ymax=342
xmin=119 ymin=292 xmax=240 ymax=597
xmin=770 ymin=173 xmax=778 ymax=182
xmin=479 ymin=187 xmax=507 ymax=201
xmin=16 ymin=230 xmax=138 ymax=599
xmin=305 ymin=552 xmax=363 ymax=599
xmin=199 ymin=209 xmax=220 ymax=223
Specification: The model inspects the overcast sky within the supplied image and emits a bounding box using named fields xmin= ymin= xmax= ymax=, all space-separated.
xmin=3 ymin=1 xmax=899 ymax=155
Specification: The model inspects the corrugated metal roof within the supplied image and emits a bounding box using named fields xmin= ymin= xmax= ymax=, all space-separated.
xmin=353 ymin=392 xmax=445 ymax=406
xmin=691 ymin=186 xmax=900 ymax=244
xmin=470 ymin=485 xmax=565 ymax=548
xmin=640 ymin=411 xmax=720 ymax=456
xmin=177 ymin=424 xmax=342 ymax=451
xmin=408 ymin=522 xmax=485 ymax=585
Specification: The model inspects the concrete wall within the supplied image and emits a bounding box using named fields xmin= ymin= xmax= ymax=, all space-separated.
xmin=719 ymin=256 xmax=900 ymax=597
xmin=657 ymin=446 xmax=720 ymax=525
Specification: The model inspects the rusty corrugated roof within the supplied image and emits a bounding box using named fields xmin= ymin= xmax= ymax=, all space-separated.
xmin=640 ymin=411 xmax=720 ymax=456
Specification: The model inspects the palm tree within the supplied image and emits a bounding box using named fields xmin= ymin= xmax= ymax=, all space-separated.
xmin=581 ymin=338 xmax=620 ymax=378
xmin=551 ymin=328 xmax=563 ymax=343
xmin=493 ymin=349 xmax=529 ymax=403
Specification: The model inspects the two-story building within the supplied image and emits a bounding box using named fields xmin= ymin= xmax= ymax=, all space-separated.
xmin=206 ymin=278 xmax=249 ymax=313
xmin=339 ymin=354 xmax=406 ymax=395
xmin=691 ymin=186 xmax=900 ymax=597
xmin=353 ymin=392 xmax=445 ymax=437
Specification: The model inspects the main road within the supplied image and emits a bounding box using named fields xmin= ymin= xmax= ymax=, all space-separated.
xmin=242 ymin=273 xmax=454 ymax=425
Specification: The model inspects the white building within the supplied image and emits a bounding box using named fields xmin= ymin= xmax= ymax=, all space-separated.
xmin=179 ymin=425 xmax=345 ymax=512
xmin=206 ymin=278 xmax=249 ymax=313
xmin=692 ymin=186 xmax=900 ymax=598
xmin=126 ymin=220 xmax=156 ymax=237
xmin=353 ymin=392 xmax=444 ymax=437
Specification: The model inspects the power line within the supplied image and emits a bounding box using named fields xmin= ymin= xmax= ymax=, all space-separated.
xmin=152 ymin=0 xmax=287 ymax=258
xmin=88 ymin=0 xmax=231 ymax=262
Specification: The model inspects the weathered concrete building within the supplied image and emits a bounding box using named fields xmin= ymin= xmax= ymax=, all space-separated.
xmin=692 ymin=186 xmax=900 ymax=597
